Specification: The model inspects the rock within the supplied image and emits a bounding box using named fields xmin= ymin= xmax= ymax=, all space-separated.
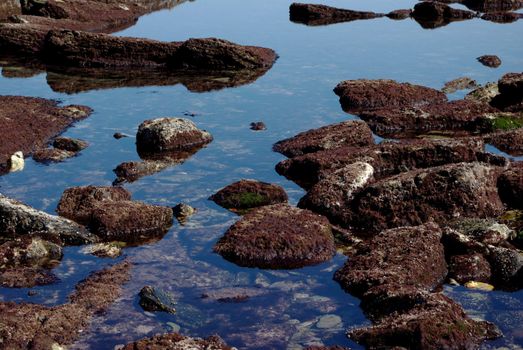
xmin=0 ymin=0 xmax=21 ymax=21
xmin=346 ymin=162 xmax=504 ymax=233
xmin=357 ymin=100 xmax=498 ymax=137
xmin=488 ymin=246 xmax=523 ymax=289
xmin=136 ymin=117 xmax=212 ymax=154
xmin=7 ymin=151 xmax=24 ymax=172
xmin=491 ymin=72 xmax=523 ymax=112
xmin=316 ymin=314 xmax=342 ymax=329
xmin=477 ymin=55 xmax=502 ymax=68
xmin=0 ymin=95 xmax=91 ymax=173
xmin=172 ymin=203 xmax=195 ymax=224
xmin=32 ymin=147 xmax=76 ymax=163
xmin=250 ymin=121 xmax=266 ymax=131
xmin=481 ymin=11 xmax=522 ymax=23
xmin=463 ymin=0 xmax=523 ymax=13
xmin=89 ymin=201 xmax=173 ymax=244
xmin=139 ymin=285 xmax=177 ymax=314
xmin=276 ymin=138 xmax=490 ymax=189
xmin=447 ymin=217 xmax=514 ymax=247
xmin=0 ymin=194 xmax=97 ymax=245
xmin=200 ymin=287 xmax=266 ymax=303
xmin=214 ymin=204 xmax=335 ymax=269
xmin=486 ymin=128 xmax=523 ymax=156
xmin=56 ymin=185 xmax=132 ymax=225
xmin=298 ymin=162 xmax=374 ymax=225
xmin=442 ymin=77 xmax=478 ymax=94
xmin=466 ymin=82 xmax=499 ymax=104
xmin=113 ymin=159 xmax=173 ymax=183
xmin=0 ymin=236 xmax=62 ymax=268
xmin=121 ymin=333 xmax=233 ymax=350
xmin=412 ymin=1 xmax=476 ymax=28
xmin=273 ymin=120 xmax=374 ymax=158
xmin=497 ymin=163 xmax=523 ymax=209
xmin=81 ymin=242 xmax=125 ymax=258
xmin=209 ymin=179 xmax=288 ymax=212
xmin=449 ymin=253 xmax=492 ymax=284
xmin=349 ymin=293 xmax=501 ymax=349
xmin=113 ymin=132 xmax=127 ymax=139
xmin=386 ymin=9 xmax=412 ymax=20
xmin=52 ymin=136 xmax=88 ymax=152
xmin=0 ymin=266 xmax=59 ymax=288
xmin=334 ymin=223 xmax=447 ymax=313
xmin=334 ymin=79 xmax=447 ymax=113
xmin=289 ymin=3 xmax=384 ymax=26
xmin=464 ymin=281 xmax=495 ymax=291
xmin=0 ymin=261 xmax=130 ymax=348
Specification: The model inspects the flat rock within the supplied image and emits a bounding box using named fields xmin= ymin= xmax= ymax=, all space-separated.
xmin=136 ymin=117 xmax=212 ymax=154
xmin=477 ymin=55 xmax=502 ymax=68
xmin=442 ymin=77 xmax=478 ymax=94
xmin=32 ymin=147 xmax=76 ymax=163
xmin=0 ymin=194 xmax=97 ymax=245
xmin=273 ymin=120 xmax=374 ymax=158
xmin=200 ymin=287 xmax=266 ymax=303
xmin=0 ymin=95 xmax=91 ymax=173
xmin=57 ymin=185 xmax=132 ymax=225
xmin=214 ymin=203 xmax=335 ymax=269
xmin=209 ymin=179 xmax=288 ymax=212
xmin=122 ymin=333 xmax=233 ymax=350
xmin=289 ymin=3 xmax=383 ymax=26
xmin=348 ymin=162 xmax=504 ymax=233
xmin=89 ymin=200 xmax=173 ymax=244
xmin=52 ymin=136 xmax=88 ymax=152
xmin=334 ymin=79 xmax=447 ymax=112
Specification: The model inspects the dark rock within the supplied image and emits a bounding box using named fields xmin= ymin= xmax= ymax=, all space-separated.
xmin=172 ymin=203 xmax=196 ymax=223
xmin=0 ymin=194 xmax=97 ymax=245
xmin=481 ymin=11 xmax=522 ymax=23
xmin=289 ymin=3 xmax=384 ymax=26
xmin=0 ymin=95 xmax=91 ymax=173
xmin=209 ymin=179 xmax=288 ymax=212
xmin=463 ymin=0 xmax=523 ymax=13
xmin=122 ymin=333 xmax=233 ymax=350
xmin=0 ymin=261 xmax=131 ymax=348
xmin=334 ymin=223 xmax=447 ymax=305
xmin=32 ymin=147 xmax=76 ymax=163
xmin=139 ymin=285 xmax=177 ymax=314
xmin=334 ymin=79 xmax=447 ymax=112
xmin=56 ymin=185 xmax=132 ymax=225
xmin=113 ymin=132 xmax=127 ymax=139
xmin=412 ymin=1 xmax=476 ymax=28
xmin=276 ymin=138 xmax=489 ymax=189
xmin=477 ymin=55 xmax=502 ymax=68
xmin=442 ymin=77 xmax=478 ymax=94
xmin=491 ymin=72 xmax=523 ymax=112
xmin=214 ymin=204 xmax=335 ymax=269
xmin=250 ymin=121 xmax=266 ymax=131
xmin=0 ymin=0 xmax=21 ymax=21
xmin=488 ymin=246 xmax=523 ymax=289
xmin=52 ymin=136 xmax=88 ymax=152
xmin=449 ymin=253 xmax=492 ymax=284
xmin=386 ymin=9 xmax=412 ymax=20
xmin=0 ymin=266 xmax=59 ymax=288
xmin=0 ymin=236 xmax=62 ymax=268
xmin=498 ymin=163 xmax=523 ymax=209
xmin=0 ymin=24 xmax=48 ymax=55
xmin=89 ymin=200 xmax=173 ymax=244
xmin=136 ymin=117 xmax=212 ymax=154
xmin=486 ymin=128 xmax=523 ymax=156
xmin=348 ymin=162 xmax=504 ymax=233
xmin=357 ymin=100 xmax=498 ymax=137
xmin=349 ymin=293 xmax=501 ymax=349
xmin=273 ymin=120 xmax=374 ymax=158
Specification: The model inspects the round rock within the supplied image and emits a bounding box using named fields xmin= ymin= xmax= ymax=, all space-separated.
xmin=214 ymin=203 xmax=335 ymax=269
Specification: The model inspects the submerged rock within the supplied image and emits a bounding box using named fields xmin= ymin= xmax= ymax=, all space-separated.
xmin=0 ymin=194 xmax=96 ymax=245
xmin=209 ymin=179 xmax=288 ymax=212
xmin=89 ymin=201 xmax=173 ymax=244
xmin=273 ymin=120 xmax=374 ymax=158
xmin=136 ymin=117 xmax=213 ymax=154
xmin=81 ymin=241 xmax=124 ymax=258
xmin=477 ymin=55 xmax=502 ymax=68
xmin=289 ymin=3 xmax=384 ymax=26
xmin=334 ymin=79 xmax=447 ymax=112
xmin=32 ymin=147 xmax=76 ymax=163
xmin=214 ymin=204 xmax=335 ymax=269
xmin=57 ymin=185 xmax=132 ymax=225
xmin=139 ymin=285 xmax=177 ymax=314
xmin=52 ymin=136 xmax=88 ymax=152
xmin=122 ymin=333 xmax=233 ymax=350
xmin=0 ymin=95 xmax=91 ymax=173
xmin=172 ymin=203 xmax=196 ymax=223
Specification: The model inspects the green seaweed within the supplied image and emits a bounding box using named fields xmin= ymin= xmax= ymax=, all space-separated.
xmin=490 ymin=114 xmax=523 ymax=131
xmin=228 ymin=192 xmax=267 ymax=208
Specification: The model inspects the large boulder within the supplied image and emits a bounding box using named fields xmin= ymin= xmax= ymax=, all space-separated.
xmin=209 ymin=179 xmax=288 ymax=212
xmin=136 ymin=117 xmax=213 ymax=154
xmin=491 ymin=72 xmax=523 ymax=111
xmin=273 ymin=120 xmax=374 ymax=158
xmin=333 ymin=79 xmax=447 ymax=112
xmin=56 ymin=185 xmax=132 ymax=225
xmin=497 ymin=162 xmax=523 ymax=209
xmin=214 ymin=204 xmax=335 ymax=269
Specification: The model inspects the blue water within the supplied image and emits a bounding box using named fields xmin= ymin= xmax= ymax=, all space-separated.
xmin=0 ymin=0 xmax=522 ymax=348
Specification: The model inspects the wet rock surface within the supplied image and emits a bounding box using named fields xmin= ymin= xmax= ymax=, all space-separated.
xmin=214 ymin=204 xmax=335 ymax=269
xmin=0 ymin=261 xmax=131 ymax=348
xmin=442 ymin=76 xmax=478 ymax=93
xmin=273 ymin=120 xmax=374 ymax=158
xmin=32 ymin=147 xmax=76 ymax=163
xmin=486 ymin=128 xmax=523 ymax=155
xmin=209 ymin=179 xmax=288 ymax=212
xmin=477 ymin=54 xmax=502 ymax=68
xmin=139 ymin=285 xmax=177 ymax=314
xmin=289 ymin=3 xmax=384 ymax=26
xmin=122 ymin=333 xmax=233 ymax=350
xmin=0 ymin=95 xmax=91 ymax=173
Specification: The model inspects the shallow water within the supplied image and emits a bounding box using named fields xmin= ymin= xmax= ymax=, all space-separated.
xmin=1 ymin=0 xmax=522 ymax=348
